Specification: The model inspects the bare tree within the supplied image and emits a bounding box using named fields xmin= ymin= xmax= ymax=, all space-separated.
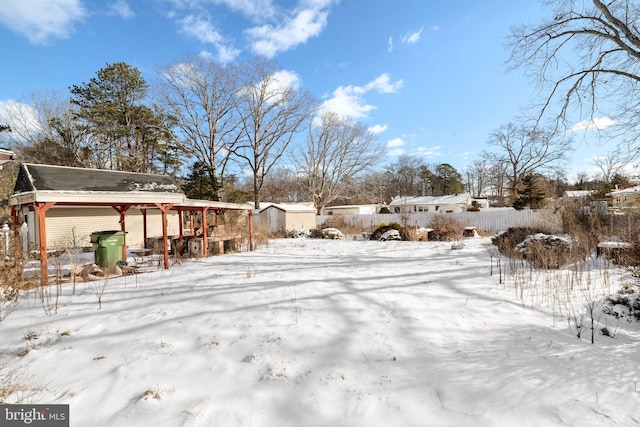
xmin=0 ymin=91 xmax=90 ymax=166
xmin=234 ymin=59 xmax=316 ymax=209
xmin=508 ymin=0 xmax=640 ymax=134
xmin=385 ymin=155 xmax=426 ymax=197
xmin=591 ymin=141 xmax=638 ymax=183
xmin=155 ymin=55 xmax=243 ymax=199
xmin=483 ymin=123 xmax=572 ymax=203
xmin=260 ymin=166 xmax=299 ymax=203
xmin=465 ymin=159 xmax=492 ymax=198
xmin=485 ymin=159 xmax=510 ymax=206
xmin=292 ymin=111 xmax=384 ymax=214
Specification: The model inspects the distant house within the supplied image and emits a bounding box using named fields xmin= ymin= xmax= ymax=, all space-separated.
xmin=389 ymin=194 xmax=472 ymax=214
xmin=0 ymin=147 xmax=15 ymax=167
xmin=471 ymin=198 xmax=490 ymax=209
xmin=258 ymin=203 xmax=317 ymax=233
xmin=323 ymin=204 xmax=379 ymax=215
xmin=562 ymin=190 xmax=595 ymax=201
xmin=607 ymin=186 xmax=640 ymax=210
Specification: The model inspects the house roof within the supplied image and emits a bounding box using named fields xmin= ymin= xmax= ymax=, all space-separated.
xmin=563 ymin=190 xmax=595 ymax=198
xmin=9 ymin=163 xmax=251 ymax=211
xmin=325 ymin=204 xmax=378 ymax=209
xmin=608 ymin=186 xmax=640 ymax=196
xmin=259 ymin=202 xmax=316 ymax=213
xmin=389 ymin=194 xmax=471 ymax=206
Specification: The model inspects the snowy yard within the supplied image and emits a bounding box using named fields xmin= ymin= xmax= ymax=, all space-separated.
xmin=1 ymin=237 xmax=639 ymax=426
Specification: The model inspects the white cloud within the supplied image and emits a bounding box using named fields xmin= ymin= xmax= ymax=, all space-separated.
xmin=363 ymin=73 xmax=403 ymax=94
xmin=216 ymin=0 xmax=277 ymax=21
xmin=270 ymin=70 xmax=302 ymax=91
xmin=0 ymin=0 xmax=86 ymax=44
xmin=179 ymin=15 xmax=239 ymax=63
xmin=571 ymin=116 xmax=615 ymax=131
xmin=320 ymin=73 xmax=403 ymax=120
xmin=368 ymin=124 xmax=388 ymax=135
xmin=109 ymin=0 xmax=134 ymax=20
xmin=241 ymin=69 xmax=302 ymax=108
xmin=414 ymin=145 xmax=441 ymax=158
xmin=401 ymin=26 xmax=423 ymax=44
xmin=180 ymin=14 xmax=223 ymax=44
xmin=388 ymin=36 xmax=394 ymax=53
xmin=247 ymin=0 xmax=336 ymax=58
xmin=387 ymin=148 xmax=405 ymax=157
xmin=320 ymin=86 xmax=376 ymax=119
xmin=386 ymin=138 xmax=404 ymax=148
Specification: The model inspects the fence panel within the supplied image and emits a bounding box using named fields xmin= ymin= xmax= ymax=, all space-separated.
xmin=317 ymin=209 xmax=551 ymax=233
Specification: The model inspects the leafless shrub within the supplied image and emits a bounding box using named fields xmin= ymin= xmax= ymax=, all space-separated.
xmin=426 ymin=216 xmax=465 ymax=241
xmin=558 ymin=203 xmax=605 ymax=262
xmin=491 ymin=227 xmax=549 ymax=258
xmin=403 ymin=226 xmax=421 ymax=241
xmin=0 ymin=239 xmax=34 ymax=324
xmin=516 ymin=234 xmax=572 ymax=269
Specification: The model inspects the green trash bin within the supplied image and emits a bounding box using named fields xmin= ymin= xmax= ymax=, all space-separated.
xmin=91 ymin=230 xmax=127 ymax=268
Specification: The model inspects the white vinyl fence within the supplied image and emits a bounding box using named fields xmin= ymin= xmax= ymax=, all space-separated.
xmin=317 ymin=209 xmax=553 ymax=233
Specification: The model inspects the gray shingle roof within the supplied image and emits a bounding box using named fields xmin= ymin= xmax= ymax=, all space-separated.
xmin=13 ymin=163 xmax=181 ymax=194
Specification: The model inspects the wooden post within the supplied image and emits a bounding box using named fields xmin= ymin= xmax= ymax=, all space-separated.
xmin=202 ymin=208 xmax=209 ymax=256
xmin=113 ymin=205 xmax=131 ymax=261
xmin=177 ymin=209 xmax=184 ymax=256
xmin=248 ymin=210 xmax=254 ymax=251
xmin=34 ymin=202 xmax=56 ymax=285
xmin=10 ymin=205 xmax=18 ymax=237
xmin=141 ymin=209 xmax=148 ymax=248
xmin=154 ymin=203 xmax=174 ymax=270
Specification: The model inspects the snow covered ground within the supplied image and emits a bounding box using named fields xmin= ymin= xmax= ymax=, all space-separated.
xmin=1 ymin=237 xmax=639 ymax=426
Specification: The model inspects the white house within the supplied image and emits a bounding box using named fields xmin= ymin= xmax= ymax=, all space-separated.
xmin=389 ymin=194 xmax=472 ymax=214
xmin=562 ymin=190 xmax=595 ymax=201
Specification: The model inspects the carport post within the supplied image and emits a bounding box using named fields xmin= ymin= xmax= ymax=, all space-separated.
xmin=154 ymin=203 xmax=174 ymax=270
xmin=34 ymin=202 xmax=56 ymax=286
xmin=248 ymin=210 xmax=254 ymax=251
xmin=113 ymin=205 xmax=131 ymax=262
xmin=201 ymin=207 xmax=210 ymax=256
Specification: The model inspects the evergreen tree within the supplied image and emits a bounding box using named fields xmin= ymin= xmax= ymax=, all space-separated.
xmin=71 ymin=62 xmax=178 ymax=172
xmin=513 ymin=173 xmax=546 ymax=210
xmin=182 ymin=161 xmax=219 ymax=200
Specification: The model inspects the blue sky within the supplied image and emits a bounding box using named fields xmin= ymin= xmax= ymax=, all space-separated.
xmin=0 ymin=0 xmax=616 ymax=181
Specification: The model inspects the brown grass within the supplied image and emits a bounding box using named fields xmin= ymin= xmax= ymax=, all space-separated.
xmin=426 ymin=216 xmax=465 ymax=241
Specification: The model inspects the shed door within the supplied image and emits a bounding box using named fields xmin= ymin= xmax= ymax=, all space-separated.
xmin=269 ymin=208 xmax=278 ymax=233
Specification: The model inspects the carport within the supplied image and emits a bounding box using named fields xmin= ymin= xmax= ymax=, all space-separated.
xmin=9 ymin=164 xmax=254 ymax=285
